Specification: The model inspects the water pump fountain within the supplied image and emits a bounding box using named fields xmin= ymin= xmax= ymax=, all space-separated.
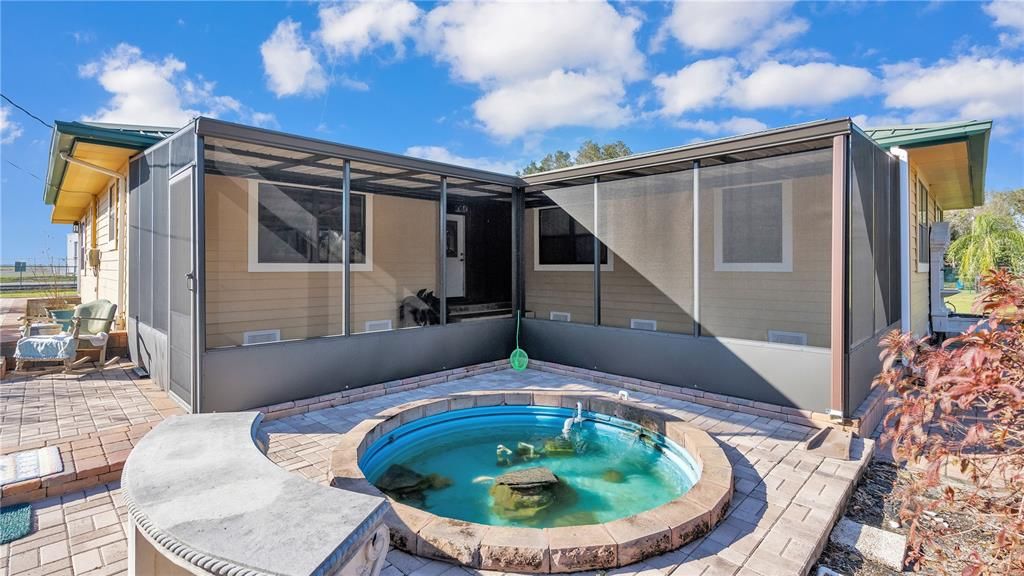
xmin=561 ymin=402 xmax=583 ymax=438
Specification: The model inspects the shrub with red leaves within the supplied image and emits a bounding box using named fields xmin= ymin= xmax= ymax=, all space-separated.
xmin=877 ymin=269 xmax=1024 ymax=575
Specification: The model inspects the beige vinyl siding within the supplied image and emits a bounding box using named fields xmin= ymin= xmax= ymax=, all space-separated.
xmin=600 ymin=256 xmax=694 ymax=333
xmin=908 ymin=162 xmax=936 ymax=336
xmin=699 ymin=172 xmax=832 ymax=347
xmin=204 ymin=175 xmax=437 ymax=348
xmin=523 ymin=210 xmax=595 ymax=324
xmin=78 ymin=166 xmax=125 ymax=318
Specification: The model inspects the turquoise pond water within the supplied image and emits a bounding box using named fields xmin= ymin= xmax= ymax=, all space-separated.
xmin=359 ymin=406 xmax=700 ymax=528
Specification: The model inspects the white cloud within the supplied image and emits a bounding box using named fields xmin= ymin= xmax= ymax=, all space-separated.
xmin=317 ymin=0 xmax=421 ymax=59
xmin=654 ymin=59 xmax=876 ymax=115
xmin=882 ymin=56 xmax=1024 ymax=120
xmin=727 ymin=61 xmax=878 ymax=109
xmin=652 ymin=58 xmax=737 ymax=116
xmin=0 ymin=106 xmax=24 ymax=145
xmin=421 ymin=1 xmax=643 ymax=85
xmin=404 ymin=145 xmax=518 ymax=174
xmin=338 ymin=76 xmax=370 ymax=91
xmin=80 ymin=43 xmax=273 ymax=128
xmin=473 ymin=70 xmax=631 ymax=139
xmin=851 ymin=114 xmax=907 ymax=129
xmin=655 ymin=1 xmax=806 ymax=57
xmin=985 ymin=0 xmax=1024 ymax=46
xmin=676 ymin=116 xmax=769 ymax=136
xmin=420 ymin=1 xmax=643 ymax=138
xmin=261 ymin=19 xmax=328 ymax=97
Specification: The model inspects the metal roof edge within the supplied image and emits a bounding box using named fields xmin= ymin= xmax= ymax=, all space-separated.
xmin=521 ymin=118 xmax=852 ymax=186
xmin=194 ymin=117 xmax=524 ymax=187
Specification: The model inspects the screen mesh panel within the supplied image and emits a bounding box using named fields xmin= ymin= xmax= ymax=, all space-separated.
xmin=596 ymin=168 xmax=694 ymax=334
xmin=873 ymin=145 xmax=892 ymax=333
xmin=168 ymin=169 xmax=193 ymax=406
xmin=203 ymin=137 xmax=344 ymax=348
xmin=152 ymin=143 xmax=170 ymax=333
xmin=128 ymin=158 xmax=140 ymax=318
xmin=445 ymin=179 xmax=512 ymax=323
xmin=525 ymin=183 xmax=596 ymax=325
xmin=699 ymin=147 xmax=833 ymax=346
xmin=849 ymin=133 xmax=875 ymax=347
xmin=169 ymin=131 xmax=194 ymax=175
xmin=138 ymin=152 xmax=153 ymax=326
xmin=349 ymin=165 xmax=439 ymax=334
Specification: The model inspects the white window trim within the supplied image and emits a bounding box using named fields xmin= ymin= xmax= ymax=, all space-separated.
xmin=713 ymin=180 xmax=793 ymax=273
xmin=247 ymin=179 xmax=373 ymax=273
xmin=532 ymin=207 xmax=613 ymax=272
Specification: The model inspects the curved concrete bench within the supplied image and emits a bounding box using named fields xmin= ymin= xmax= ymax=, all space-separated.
xmin=123 ymin=413 xmax=389 ymax=576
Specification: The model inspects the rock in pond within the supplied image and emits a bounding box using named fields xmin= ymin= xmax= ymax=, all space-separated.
xmin=491 ymin=467 xmax=564 ymax=520
xmin=375 ymin=464 xmax=452 ymax=505
xmin=601 ymin=469 xmax=625 ymax=483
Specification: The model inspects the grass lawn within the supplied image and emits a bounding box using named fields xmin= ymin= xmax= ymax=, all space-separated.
xmin=0 ymin=289 xmax=77 ymax=299
xmin=944 ymin=289 xmax=979 ymax=314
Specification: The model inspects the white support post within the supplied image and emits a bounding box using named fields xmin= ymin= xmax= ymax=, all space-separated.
xmin=891 ymin=146 xmax=911 ymax=334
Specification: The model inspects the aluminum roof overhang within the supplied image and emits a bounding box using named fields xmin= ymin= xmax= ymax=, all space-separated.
xmin=863 ymin=120 xmax=991 ymax=209
xmin=44 ymin=121 xmax=172 ymax=223
xmin=194 ymin=117 xmax=523 ymax=188
xmin=522 ymin=118 xmax=853 ymax=187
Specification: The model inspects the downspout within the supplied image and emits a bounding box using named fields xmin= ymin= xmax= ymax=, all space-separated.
xmin=60 ymin=152 xmax=127 ymax=328
xmin=890 ymin=147 xmax=911 ymax=334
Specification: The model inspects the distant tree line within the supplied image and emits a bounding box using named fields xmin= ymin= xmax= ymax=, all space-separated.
xmin=519 ymin=140 xmax=632 ymax=175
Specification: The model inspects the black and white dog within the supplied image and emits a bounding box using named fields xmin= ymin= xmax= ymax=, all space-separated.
xmin=399 ymin=289 xmax=441 ymax=327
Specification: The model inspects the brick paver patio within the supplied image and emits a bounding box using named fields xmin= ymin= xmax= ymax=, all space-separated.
xmin=1 ymin=367 xmax=871 ymax=576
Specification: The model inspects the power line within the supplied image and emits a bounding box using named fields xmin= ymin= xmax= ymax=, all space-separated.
xmin=1 ymin=93 xmax=52 ymax=129
xmin=4 ymin=157 xmax=40 ymax=180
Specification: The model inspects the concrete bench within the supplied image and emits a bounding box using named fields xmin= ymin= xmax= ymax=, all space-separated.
xmin=123 ymin=412 xmax=389 ymax=576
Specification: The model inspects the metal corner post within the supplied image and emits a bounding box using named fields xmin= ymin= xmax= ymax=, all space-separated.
xmin=830 ymin=134 xmax=849 ymax=418
xmin=593 ymin=177 xmax=601 ymax=326
xmin=511 ymin=186 xmax=524 ymax=314
xmin=193 ymin=132 xmax=205 ymax=414
xmin=342 ymin=160 xmax=351 ymax=335
xmin=692 ymin=160 xmax=701 ymax=337
xmin=439 ymin=176 xmax=447 ymax=326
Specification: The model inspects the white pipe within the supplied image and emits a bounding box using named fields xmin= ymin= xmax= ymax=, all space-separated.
xmin=60 ymin=153 xmax=128 ymax=327
xmin=891 ymin=146 xmax=911 ymax=334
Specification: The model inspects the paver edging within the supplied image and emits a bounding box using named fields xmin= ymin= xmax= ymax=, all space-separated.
xmin=328 ymin=390 xmax=733 ymax=573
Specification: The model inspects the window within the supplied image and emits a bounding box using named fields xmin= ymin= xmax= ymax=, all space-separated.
xmin=917 ymin=179 xmax=930 ymax=270
xmin=714 ymin=181 xmax=793 ymax=272
xmin=248 ymin=181 xmax=372 ymax=272
xmin=107 ymin=182 xmax=118 ymax=244
xmin=534 ymin=206 xmax=610 ymax=271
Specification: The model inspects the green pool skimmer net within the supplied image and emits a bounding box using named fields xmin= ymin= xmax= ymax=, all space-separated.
xmin=510 ymin=311 xmax=529 ymax=371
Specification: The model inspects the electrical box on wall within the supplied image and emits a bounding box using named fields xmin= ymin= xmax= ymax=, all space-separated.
xmin=87 ymin=248 xmax=101 ymax=269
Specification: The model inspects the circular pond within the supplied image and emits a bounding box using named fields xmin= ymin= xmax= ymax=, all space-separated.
xmin=359 ymin=405 xmax=699 ymax=528
xmin=329 ymin=392 xmax=733 ymax=572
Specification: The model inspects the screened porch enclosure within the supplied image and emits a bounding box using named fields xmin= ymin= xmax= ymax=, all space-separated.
xmin=126 ymin=118 xmax=902 ymax=419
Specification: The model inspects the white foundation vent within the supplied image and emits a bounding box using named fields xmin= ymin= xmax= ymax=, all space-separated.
xmin=243 ymin=329 xmax=281 ymax=346
xmin=549 ymin=311 xmax=572 ymax=322
xmin=364 ymin=319 xmax=393 ymax=332
xmin=768 ymin=330 xmax=808 ymax=346
xmin=630 ymin=319 xmax=658 ymax=331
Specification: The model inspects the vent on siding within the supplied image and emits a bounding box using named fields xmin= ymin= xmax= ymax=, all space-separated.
xmin=767 ymin=330 xmax=808 ymax=346
xmin=364 ymin=319 xmax=393 ymax=332
xmin=630 ymin=318 xmax=658 ymax=331
xmin=243 ymin=329 xmax=281 ymax=346
xmin=549 ymin=311 xmax=571 ymax=322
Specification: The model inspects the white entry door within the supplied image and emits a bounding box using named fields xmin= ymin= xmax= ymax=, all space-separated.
xmin=446 ymin=214 xmax=465 ymax=298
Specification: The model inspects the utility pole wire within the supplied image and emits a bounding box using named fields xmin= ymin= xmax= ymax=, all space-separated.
xmin=1 ymin=93 xmax=53 ymax=129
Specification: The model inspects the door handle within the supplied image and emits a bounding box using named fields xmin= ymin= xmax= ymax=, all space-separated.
xmin=185 ymin=272 xmax=195 ymax=292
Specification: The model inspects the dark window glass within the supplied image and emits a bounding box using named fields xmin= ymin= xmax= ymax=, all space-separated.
xmin=721 ymin=182 xmax=784 ymax=264
xmin=256 ymin=183 xmax=365 ymax=264
xmin=538 ymin=207 xmax=607 ymax=265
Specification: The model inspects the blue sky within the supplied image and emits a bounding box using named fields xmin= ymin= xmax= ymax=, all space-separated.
xmin=2 ymin=1 xmax=1023 ymax=263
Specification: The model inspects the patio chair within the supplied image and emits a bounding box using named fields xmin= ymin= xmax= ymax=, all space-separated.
xmin=18 ymin=299 xmax=118 ymax=371
xmin=13 ymin=317 xmax=83 ymax=374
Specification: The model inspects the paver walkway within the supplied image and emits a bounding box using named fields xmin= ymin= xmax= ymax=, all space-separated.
xmin=1 ymin=368 xmax=871 ymax=576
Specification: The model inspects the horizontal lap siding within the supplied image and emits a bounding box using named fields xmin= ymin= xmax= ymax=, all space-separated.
xmin=523 ymin=211 xmax=595 ymax=324
xmin=699 ymin=173 xmax=832 ymax=347
xmin=79 ymin=169 xmax=125 ymax=316
xmin=908 ymin=163 xmax=934 ymax=336
xmin=204 ymin=175 xmax=436 ymax=348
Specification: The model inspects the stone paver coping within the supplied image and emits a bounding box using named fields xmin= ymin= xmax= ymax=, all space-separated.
xmin=329 ymin=390 xmax=733 ymax=573
xmin=122 ymin=412 xmax=388 ymax=576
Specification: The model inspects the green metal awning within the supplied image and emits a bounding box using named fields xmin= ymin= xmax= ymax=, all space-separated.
xmin=862 ymin=120 xmax=992 ymax=208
